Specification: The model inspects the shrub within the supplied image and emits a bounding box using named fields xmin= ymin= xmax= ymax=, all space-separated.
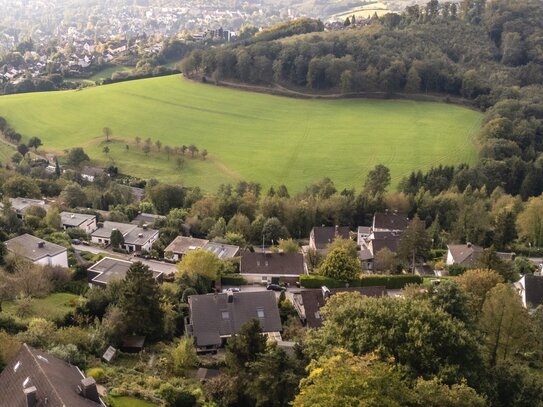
xmin=300 ymin=274 xmax=423 ymax=289
xmin=87 ymin=367 xmax=105 ymax=382
xmin=0 ymin=314 xmax=26 ymax=334
xmin=221 ymin=273 xmax=247 ymax=286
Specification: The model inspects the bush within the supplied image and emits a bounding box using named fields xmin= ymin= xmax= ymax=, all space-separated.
xmin=300 ymin=274 xmax=423 ymax=289
xmin=87 ymin=367 xmax=105 ymax=382
xmin=0 ymin=314 xmax=26 ymax=334
xmin=447 ymin=264 xmax=467 ymax=276
xmin=221 ymin=273 xmax=247 ymax=286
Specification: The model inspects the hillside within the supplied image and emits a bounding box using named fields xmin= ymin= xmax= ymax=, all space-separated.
xmin=0 ymin=75 xmax=480 ymax=192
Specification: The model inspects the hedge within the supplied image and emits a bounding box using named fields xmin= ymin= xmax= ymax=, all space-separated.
xmin=300 ymin=274 xmax=423 ymax=289
xmin=221 ymin=274 xmax=247 ymax=286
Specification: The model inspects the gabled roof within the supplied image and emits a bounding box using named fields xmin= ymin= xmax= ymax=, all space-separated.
xmin=5 ymin=234 xmax=67 ymax=262
xmin=447 ymin=244 xmax=483 ymax=267
xmin=0 ymin=343 xmax=103 ymax=407
xmin=372 ymin=212 xmax=409 ymax=231
xmin=188 ymin=291 xmax=282 ymax=347
xmin=290 ymin=287 xmax=387 ymax=328
xmin=81 ymin=166 xmax=105 ymax=177
xmin=164 ymin=236 xmax=209 ymax=255
xmin=523 ymin=274 xmax=543 ymax=308
xmin=61 ymin=211 xmax=96 ymax=227
xmin=203 ymin=242 xmax=240 ymax=260
xmin=123 ymin=226 xmax=158 ymax=246
xmin=240 ymin=252 xmax=305 ymax=276
xmin=90 ymin=221 xmax=136 ymax=239
xmin=369 ymin=231 xmax=402 ymax=255
xmin=130 ymin=212 xmax=165 ymax=225
xmin=310 ymin=226 xmax=350 ymax=249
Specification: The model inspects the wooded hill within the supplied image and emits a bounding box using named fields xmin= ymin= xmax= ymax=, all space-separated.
xmin=181 ymin=0 xmax=543 ymax=199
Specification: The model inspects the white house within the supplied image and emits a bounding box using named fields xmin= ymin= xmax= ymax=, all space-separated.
xmin=60 ymin=212 xmax=97 ymax=234
xmin=90 ymin=221 xmax=158 ymax=252
xmin=5 ymin=234 xmax=68 ymax=268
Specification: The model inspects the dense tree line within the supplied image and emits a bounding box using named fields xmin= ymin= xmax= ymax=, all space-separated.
xmin=181 ymin=0 xmax=543 ymax=200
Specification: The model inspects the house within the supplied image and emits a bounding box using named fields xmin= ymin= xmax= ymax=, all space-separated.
xmin=81 ymin=166 xmax=106 ymax=182
xmin=372 ymin=211 xmax=409 ymax=232
xmin=87 ymin=257 xmax=163 ymax=287
xmin=5 ymin=234 xmax=68 ymax=268
xmin=130 ymin=212 xmax=165 ymax=226
xmin=61 ymin=211 xmax=97 ymax=234
xmin=4 ymin=197 xmax=50 ymax=218
xmin=288 ymin=286 xmax=387 ymax=328
xmin=357 ymin=226 xmax=372 ymax=245
xmin=240 ymin=252 xmax=305 ymax=284
xmin=0 ymin=343 xmax=105 ymax=406
xmin=90 ymin=221 xmax=158 ymax=252
xmin=123 ymin=225 xmax=159 ymax=252
xmin=203 ymin=242 xmax=240 ymax=260
xmin=515 ymin=274 xmax=543 ymax=309
xmin=309 ymin=225 xmax=350 ymax=253
xmin=164 ymin=236 xmax=209 ymax=261
xmin=446 ymin=243 xmax=515 ymax=268
xmin=186 ymin=290 xmax=282 ymax=352
xmin=446 ymin=243 xmax=483 ymax=267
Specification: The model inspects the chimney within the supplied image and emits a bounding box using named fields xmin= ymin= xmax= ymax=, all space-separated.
xmin=335 ymin=225 xmax=339 ymax=235
xmin=24 ymin=386 xmax=37 ymax=407
xmin=138 ymin=233 xmax=143 ymax=238
xmin=142 ymin=224 xmax=148 ymax=230
xmin=80 ymin=377 xmax=100 ymax=403
xmin=227 ymin=290 xmax=234 ymax=303
xmin=467 ymin=242 xmax=472 ymax=248
xmin=37 ymin=241 xmax=45 ymax=249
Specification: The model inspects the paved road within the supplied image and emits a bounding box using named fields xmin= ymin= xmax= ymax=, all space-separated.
xmin=72 ymin=244 xmax=177 ymax=275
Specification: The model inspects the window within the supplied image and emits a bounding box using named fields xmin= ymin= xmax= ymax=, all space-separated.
xmin=257 ymin=260 xmax=260 ymax=267
xmin=261 ymin=276 xmax=268 ymax=283
xmin=221 ymin=311 xmax=230 ymax=320
xmin=257 ymin=308 xmax=265 ymax=318
xmin=314 ymin=311 xmax=321 ymax=320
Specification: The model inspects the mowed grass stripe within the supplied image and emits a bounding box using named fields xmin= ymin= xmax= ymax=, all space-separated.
xmin=0 ymin=75 xmax=481 ymax=192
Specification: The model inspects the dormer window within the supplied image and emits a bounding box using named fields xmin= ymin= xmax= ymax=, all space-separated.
xmin=221 ymin=311 xmax=230 ymax=320
xmin=257 ymin=308 xmax=265 ymax=318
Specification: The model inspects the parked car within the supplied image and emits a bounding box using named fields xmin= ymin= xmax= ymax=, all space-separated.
xmin=71 ymin=239 xmax=81 ymax=245
xmin=81 ymin=241 xmax=90 ymax=246
xmin=222 ymin=287 xmax=241 ymax=293
xmin=266 ymin=284 xmax=286 ymax=292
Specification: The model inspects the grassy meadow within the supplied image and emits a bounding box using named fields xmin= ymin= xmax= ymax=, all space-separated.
xmin=0 ymin=75 xmax=481 ymax=192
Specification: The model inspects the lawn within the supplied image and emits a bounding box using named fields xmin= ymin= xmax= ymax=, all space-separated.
xmin=2 ymin=292 xmax=79 ymax=322
xmin=0 ymin=75 xmax=482 ymax=192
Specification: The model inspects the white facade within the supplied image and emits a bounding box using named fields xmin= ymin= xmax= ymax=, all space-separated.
xmin=34 ymin=251 xmax=69 ymax=268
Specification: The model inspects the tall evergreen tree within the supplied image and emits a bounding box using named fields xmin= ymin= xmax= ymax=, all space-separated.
xmin=118 ymin=262 xmax=164 ymax=339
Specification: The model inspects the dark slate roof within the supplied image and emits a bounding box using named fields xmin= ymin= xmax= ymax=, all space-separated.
xmin=372 ymin=212 xmax=409 ymax=231
xmin=188 ymin=291 xmax=282 ymax=347
xmin=61 ymin=212 xmax=96 ymax=227
xmin=88 ymin=257 xmax=163 ymax=285
xmin=123 ymin=226 xmax=158 ymax=246
xmin=91 ymin=221 xmax=136 ymax=239
xmin=240 ymin=252 xmax=305 ymax=276
xmin=5 ymin=234 xmax=67 ymax=261
xmin=0 ymin=343 xmax=103 ymax=407
xmin=290 ymin=287 xmax=387 ymax=328
xmin=310 ymin=226 xmax=350 ymax=249
xmin=130 ymin=212 xmax=165 ymax=225
xmin=369 ymin=231 xmax=402 ymax=255
xmin=524 ymin=274 xmax=543 ymax=307
xmin=447 ymin=244 xmax=483 ymax=267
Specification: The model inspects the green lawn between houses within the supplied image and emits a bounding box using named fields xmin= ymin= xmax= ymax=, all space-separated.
xmin=2 ymin=292 xmax=79 ymax=323
xmin=0 ymin=74 xmax=481 ymax=192
xmin=109 ymin=396 xmax=157 ymax=407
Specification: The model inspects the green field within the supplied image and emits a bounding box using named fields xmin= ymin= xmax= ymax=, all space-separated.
xmin=0 ymin=75 xmax=481 ymax=192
